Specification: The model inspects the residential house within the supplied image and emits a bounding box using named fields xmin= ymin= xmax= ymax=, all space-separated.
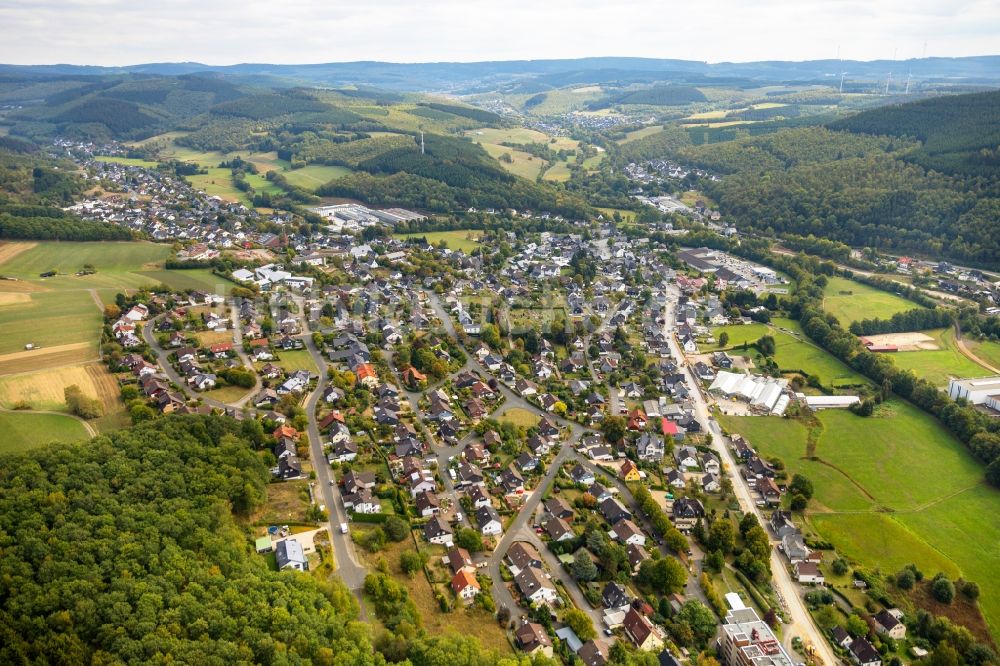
xmin=672 ymin=498 xmax=705 ymax=531
xmin=674 ymin=446 xmax=699 ymax=469
xmin=600 ymin=497 xmax=632 ymax=525
xmin=415 ymin=490 xmax=441 ymax=517
xmin=476 ymin=505 xmax=503 ymax=536
xmin=515 ymin=566 xmax=558 ymax=605
xmin=515 ymin=621 xmax=554 ymax=657
xmin=578 ymin=640 xmax=609 ymax=666
xmin=570 ymin=464 xmax=595 ymax=486
xmin=275 ymin=539 xmax=307 ymax=571
xmin=506 ymin=541 xmax=543 ymax=575
xmin=627 ymin=543 xmax=650 ymax=573
xmin=623 ymin=607 xmax=665 ymax=652
xmin=602 ymin=582 xmax=630 ymax=610
xmin=610 ymin=519 xmax=646 ymax=547
xmin=620 ymin=459 xmax=641 ymax=482
xmin=795 ymin=561 xmax=825 ymax=584
xmin=545 ymin=517 xmax=574 ymax=541
xmin=423 ymin=517 xmax=454 ymax=546
xmin=636 ymin=433 xmax=665 ymax=462
xmin=780 ymin=532 xmax=811 ymax=563
xmin=451 ymin=569 xmax=481 ymax=602
xmin=873 ymin=610 xmax=906 ymax=640
xmin=544 ymin=497 xmax=574 ymax=521
xmin=445 ymin=547 xmax=474 ymax=574
xmin=848 ymin=638 xmax=882 ymax=666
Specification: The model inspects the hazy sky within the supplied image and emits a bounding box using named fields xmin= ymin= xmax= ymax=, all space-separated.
xmin=1 ymin=0 xmax=997 ymax=65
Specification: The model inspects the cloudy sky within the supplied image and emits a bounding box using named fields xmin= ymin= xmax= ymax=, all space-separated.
xmin=1 ymin=0 xmax=997 ymax=66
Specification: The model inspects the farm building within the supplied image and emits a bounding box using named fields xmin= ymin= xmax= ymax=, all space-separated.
xmin=947 ymin=376 xmax=1000 ymax=406
xmin=708 ymin=371 xmax=790 ymax=415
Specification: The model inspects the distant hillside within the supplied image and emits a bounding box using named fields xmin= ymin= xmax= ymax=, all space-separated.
xmin=681 ymin=124 xmax=1000 ymax=266
xmin=6 ymin=74 xmax=253 ymax=141
xmin=828 ymin=90 xmax=1000 ymax=176
xmin=604 ymin=85 xmax=708 ymax=107
xmin=2 ymin=56 xmax=998 ymax=93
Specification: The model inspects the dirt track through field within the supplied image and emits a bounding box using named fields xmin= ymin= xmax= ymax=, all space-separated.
xmin=955 ymin=323 xmax=1000 ymax=374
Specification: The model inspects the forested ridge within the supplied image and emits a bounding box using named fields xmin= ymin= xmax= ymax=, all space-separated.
xmin=828 ymin=90 xmax=1000 ymax=176
xmin=673 ymin=121 xmax=1000 ymax=265
xmin=0 ymin=416 xmax=374 ymax=664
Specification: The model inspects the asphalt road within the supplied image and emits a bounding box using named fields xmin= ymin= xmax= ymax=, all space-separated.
xmin=661 ymin=282 xmax=837 ymax=666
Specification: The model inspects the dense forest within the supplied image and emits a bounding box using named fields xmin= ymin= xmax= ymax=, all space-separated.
xmin=591 ymin=85 xmax=707 ymax=108
xmin=0 ymin=415 xmax=662 ymax=665
xmin=672 ymin=123 xmax=1000 ymax=265
xmin=828 ymin=90 xmax=1000 ymax=176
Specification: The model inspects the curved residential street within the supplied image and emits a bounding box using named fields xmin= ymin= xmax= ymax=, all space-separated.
xmin=132 ymin=279 xmax=838 ymax=662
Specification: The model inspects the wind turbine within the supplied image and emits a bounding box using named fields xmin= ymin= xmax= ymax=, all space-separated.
xmin=839 ymin=71 xmax=847 ymax=94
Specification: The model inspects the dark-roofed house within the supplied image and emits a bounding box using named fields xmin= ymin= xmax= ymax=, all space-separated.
xmin=424 ymin=517 xmax=453 ymax=546
xmin=445 ymin=547 xmax=474 ymax=574
xmin=671 ymin=498 xmax=705 ymax=530
xmin=578 ymin=639 xmax=609 ymax=666
xmin=544 ymin=497 xmax=574 ymax=521
xmin=545 ymin=517 xmax=574 ymax=541
xmin=275 ymin=539 xmax=307 ymax=571
xmin=515 ymin=621 xmax=553 ymax=657
xmin=849 ymin=637 xmax=882 ymax=666
xmin=476 ymin=505 xmax=503 ymax=536
xmin=506 ymin=541 xmax=543 ymax=574
xmin=602 ymin=582 xmax=630 ymax=610
xmin=873 ymin=609 xmax=906 ymax=640
xmin=623 ymin=607 xmax=664 ymax=652
xmin=515 ymin=566 xmax=558 ymax=605
xmin=610 ymin=518 xmax=646 ymax=547
xmin=600 ymin=497 xmax=632 ymax=525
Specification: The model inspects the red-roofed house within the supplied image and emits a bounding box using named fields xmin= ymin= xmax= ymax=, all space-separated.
xmin=450 ymin=569 xmax=481 ymax=602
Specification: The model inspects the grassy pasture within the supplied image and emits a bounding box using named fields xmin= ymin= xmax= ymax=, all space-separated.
xmin=282 ymin=165 xmax=353 ymax=189
xmin=711 ymin=323 xmax=769 ymax=348
xmin=822 ymin=275 xmax=922 ymax=325
xmin=0 ymin=241 xmax=169 ymax=277
xmin=0 ymin=291 xmax=100 ymax=358
xmin=618 ymin=125 xmax=665 ymax=143
xmin=771 ymin=329 xmax=870 ymax=387
xmin=272 ymin=349 xmax=318 ymax=374
xmin=138 ymin=268 xmax=235 ymax=295
xmin=0 ymin=411 xmax=90 ymax=454
xmin=721 ymin=400 xmax=1000 ymax=637
xmin=966 ymin=338 xmax=1000 ymax=372
xmin=816 ymin=403 xmax=983 ymax=511
xmin=542 ymin=161 xmax=572 ymax=182
xmin=899 ymin=483 xmax=1000 ymax=639
xmin=394 ymin=230 xmax=483 ymax=254
xmin=95 ymin=155 xmax=161 ymax=168
xmin=478 ymin=142 xmax=544 ymax=180
xmin=808 ymin=513 xmax=961 ymax=578
xmin=888 ymin=328 xmax=989 ymax=386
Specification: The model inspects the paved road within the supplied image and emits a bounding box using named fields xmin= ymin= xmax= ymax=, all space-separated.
xmin=486 ymin=442 xmax=576 ymax=621
xmin=661 ymin=282 xmax=838 ymax=666
xmin=228 ymin=299 xmax=261 ymax=407
xmin=141 ymin=315 xmax=260 ymax=414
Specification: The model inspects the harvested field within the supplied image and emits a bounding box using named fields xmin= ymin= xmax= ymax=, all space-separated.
xmin=0 ymin=293 xmax=31 ymax=306
xmin=0 ymin=241 xmax=37 ymax=265
xmin=860 ymin=331 xmax=939 ymax=351
xmin=0 ymin=342 xmax=96 ymax=375
xmin=0 ymin=362 xmax=121 ymax=412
